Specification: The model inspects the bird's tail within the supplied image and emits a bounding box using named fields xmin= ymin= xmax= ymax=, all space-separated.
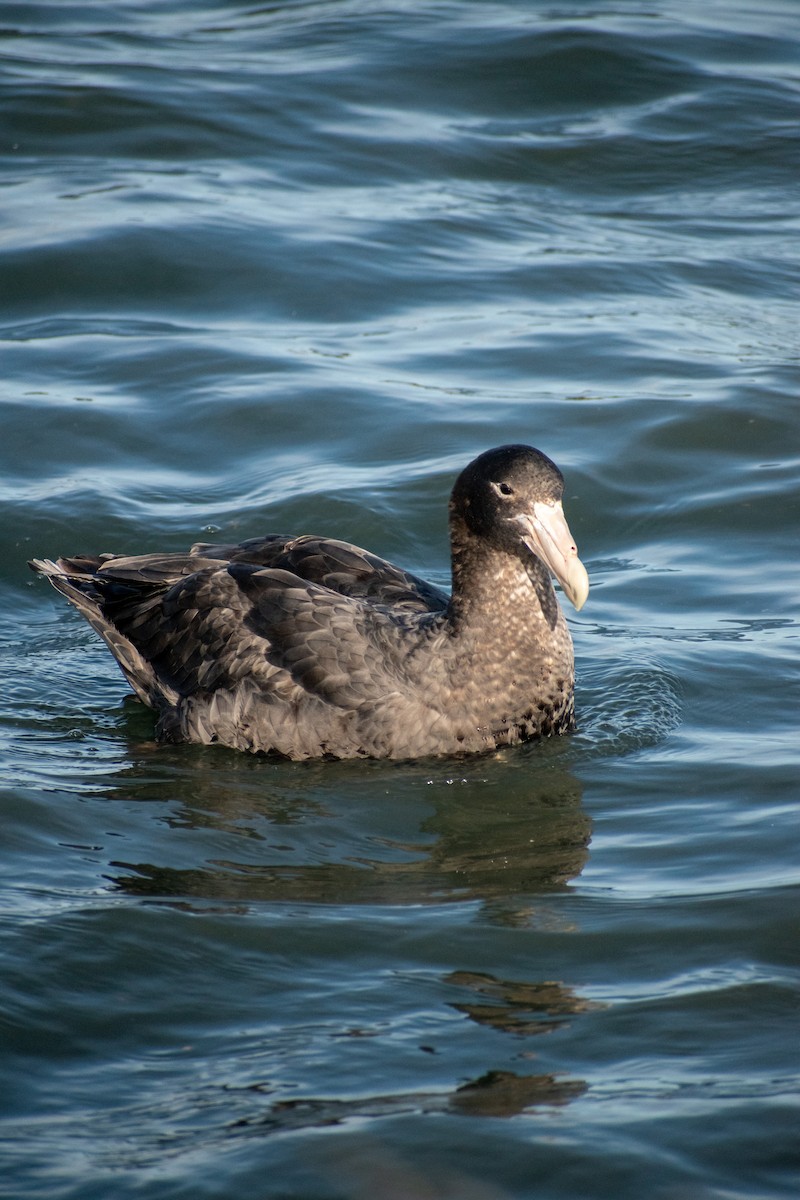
xmin=29 ymin=556 xmax=178 ymax=711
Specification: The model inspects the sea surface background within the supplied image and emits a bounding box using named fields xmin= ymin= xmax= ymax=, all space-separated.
xmin=1 ymin=2 xmax=799 ymax=1197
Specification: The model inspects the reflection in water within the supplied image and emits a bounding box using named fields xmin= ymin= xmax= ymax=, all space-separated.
xmin=105 ymin=751 xmax=590 ymax=918
xmin=229 ymin=1068 xmax=586 ymax=1135
xmin=446 ymin=971 xmax=603 ymax=1036
xmin=100 ymin=745 xmax=593 ymax=1134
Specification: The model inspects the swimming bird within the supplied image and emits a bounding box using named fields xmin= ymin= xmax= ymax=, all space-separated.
xmin=30 ymin=444 xmax=588 ymax=760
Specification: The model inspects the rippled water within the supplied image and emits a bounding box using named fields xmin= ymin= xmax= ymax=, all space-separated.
xmin=2 ymin=2 xmax=799 ymax=1198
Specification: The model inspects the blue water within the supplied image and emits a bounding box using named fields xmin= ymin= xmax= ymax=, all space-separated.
xmin=2 ymin=2 xmax=799 ymax=1197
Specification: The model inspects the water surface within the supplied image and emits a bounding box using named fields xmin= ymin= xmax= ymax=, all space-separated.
xmin=1 ymin=2 xmax=799 ymax=1198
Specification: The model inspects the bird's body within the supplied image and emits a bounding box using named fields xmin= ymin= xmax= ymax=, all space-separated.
xmin=30 ymin=445 xmax=589 ymax=760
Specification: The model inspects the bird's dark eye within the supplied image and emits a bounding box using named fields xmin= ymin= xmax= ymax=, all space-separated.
xmin=497 ymin=482 xmax=513 ymax=496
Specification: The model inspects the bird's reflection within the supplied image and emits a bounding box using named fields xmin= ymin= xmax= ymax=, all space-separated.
xmin=228 ymin=1068 xmax=586 ymax=1135
xmin=104 ymin=738 xmax=591 ymax=920
xmin=445 ymin=970 xmax=602 ymax=1036
xmin=98 ymin=732 xmax=593 ymax=1131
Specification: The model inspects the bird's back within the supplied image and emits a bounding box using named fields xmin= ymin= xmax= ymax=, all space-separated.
xmin=30 ymin=536 xmax=452 ymax=759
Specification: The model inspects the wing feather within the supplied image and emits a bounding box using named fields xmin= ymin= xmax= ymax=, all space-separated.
xmin=190 ymin=534 xmax=448 ymax=613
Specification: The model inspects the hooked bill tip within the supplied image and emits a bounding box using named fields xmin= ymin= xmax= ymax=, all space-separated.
xmin=565 ymin=557 xmax=589 ymax=611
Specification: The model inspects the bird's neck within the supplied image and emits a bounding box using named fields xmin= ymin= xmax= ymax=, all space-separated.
xmin=437 ymin=515 xmax=575 ymax=728
xmin=447 ymin=514 xmax=560 ymax=636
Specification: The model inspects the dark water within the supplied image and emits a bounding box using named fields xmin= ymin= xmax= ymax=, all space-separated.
xmin=2 ymin=2 xmax=799 ymax=1197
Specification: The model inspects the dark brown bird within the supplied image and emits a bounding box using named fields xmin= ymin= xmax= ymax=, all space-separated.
xmin=30 ymin=444 xmax=589 ymax=760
